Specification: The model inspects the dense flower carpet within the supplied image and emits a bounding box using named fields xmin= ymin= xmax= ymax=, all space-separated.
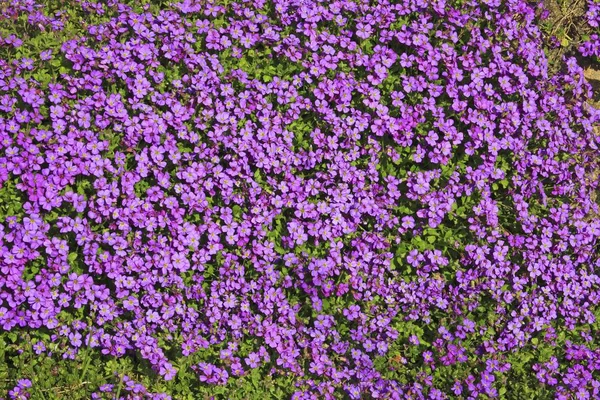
xmin=2 ymin=0 xmax=600 ymax=398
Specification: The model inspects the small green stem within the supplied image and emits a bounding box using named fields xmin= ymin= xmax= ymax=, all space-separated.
xmin=79 ymin=353 xmax=92 ymax=382
xmin=114 ymin=373 xmax=123 ymax=400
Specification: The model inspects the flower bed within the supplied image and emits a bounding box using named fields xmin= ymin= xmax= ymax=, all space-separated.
xmin=1 ymin=0 xmax=600 ymax=398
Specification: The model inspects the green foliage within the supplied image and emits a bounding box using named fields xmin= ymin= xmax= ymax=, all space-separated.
xmin=0 ymin=179 xmax=25 ymax=220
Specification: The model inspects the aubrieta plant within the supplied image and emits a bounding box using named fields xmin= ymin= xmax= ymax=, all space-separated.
xmin=1 ymin=0 xmax=600 ymax=398
xmin=580 ymin=0 xmax=600 ymax=61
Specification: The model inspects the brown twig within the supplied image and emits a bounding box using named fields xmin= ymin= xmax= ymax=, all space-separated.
xmin=549 ymin=0 xmax=585 ymax=36
xmin=42 ymin=381 xmax=91 ymax=394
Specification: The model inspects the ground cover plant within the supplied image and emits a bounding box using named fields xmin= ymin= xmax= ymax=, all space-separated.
xmin=2 ymin=0 xmax=600 ymax=398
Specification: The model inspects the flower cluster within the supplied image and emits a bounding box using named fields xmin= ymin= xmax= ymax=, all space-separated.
xmin=1 ymin=0 xmax=600 ymax=398
xmin=90 ymin=375 xmax=171 ymax=400
xmin=7 ymin=379 xmax=32 ymax=400
xmin=580 ymin=0 xmax=600 ymax=58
